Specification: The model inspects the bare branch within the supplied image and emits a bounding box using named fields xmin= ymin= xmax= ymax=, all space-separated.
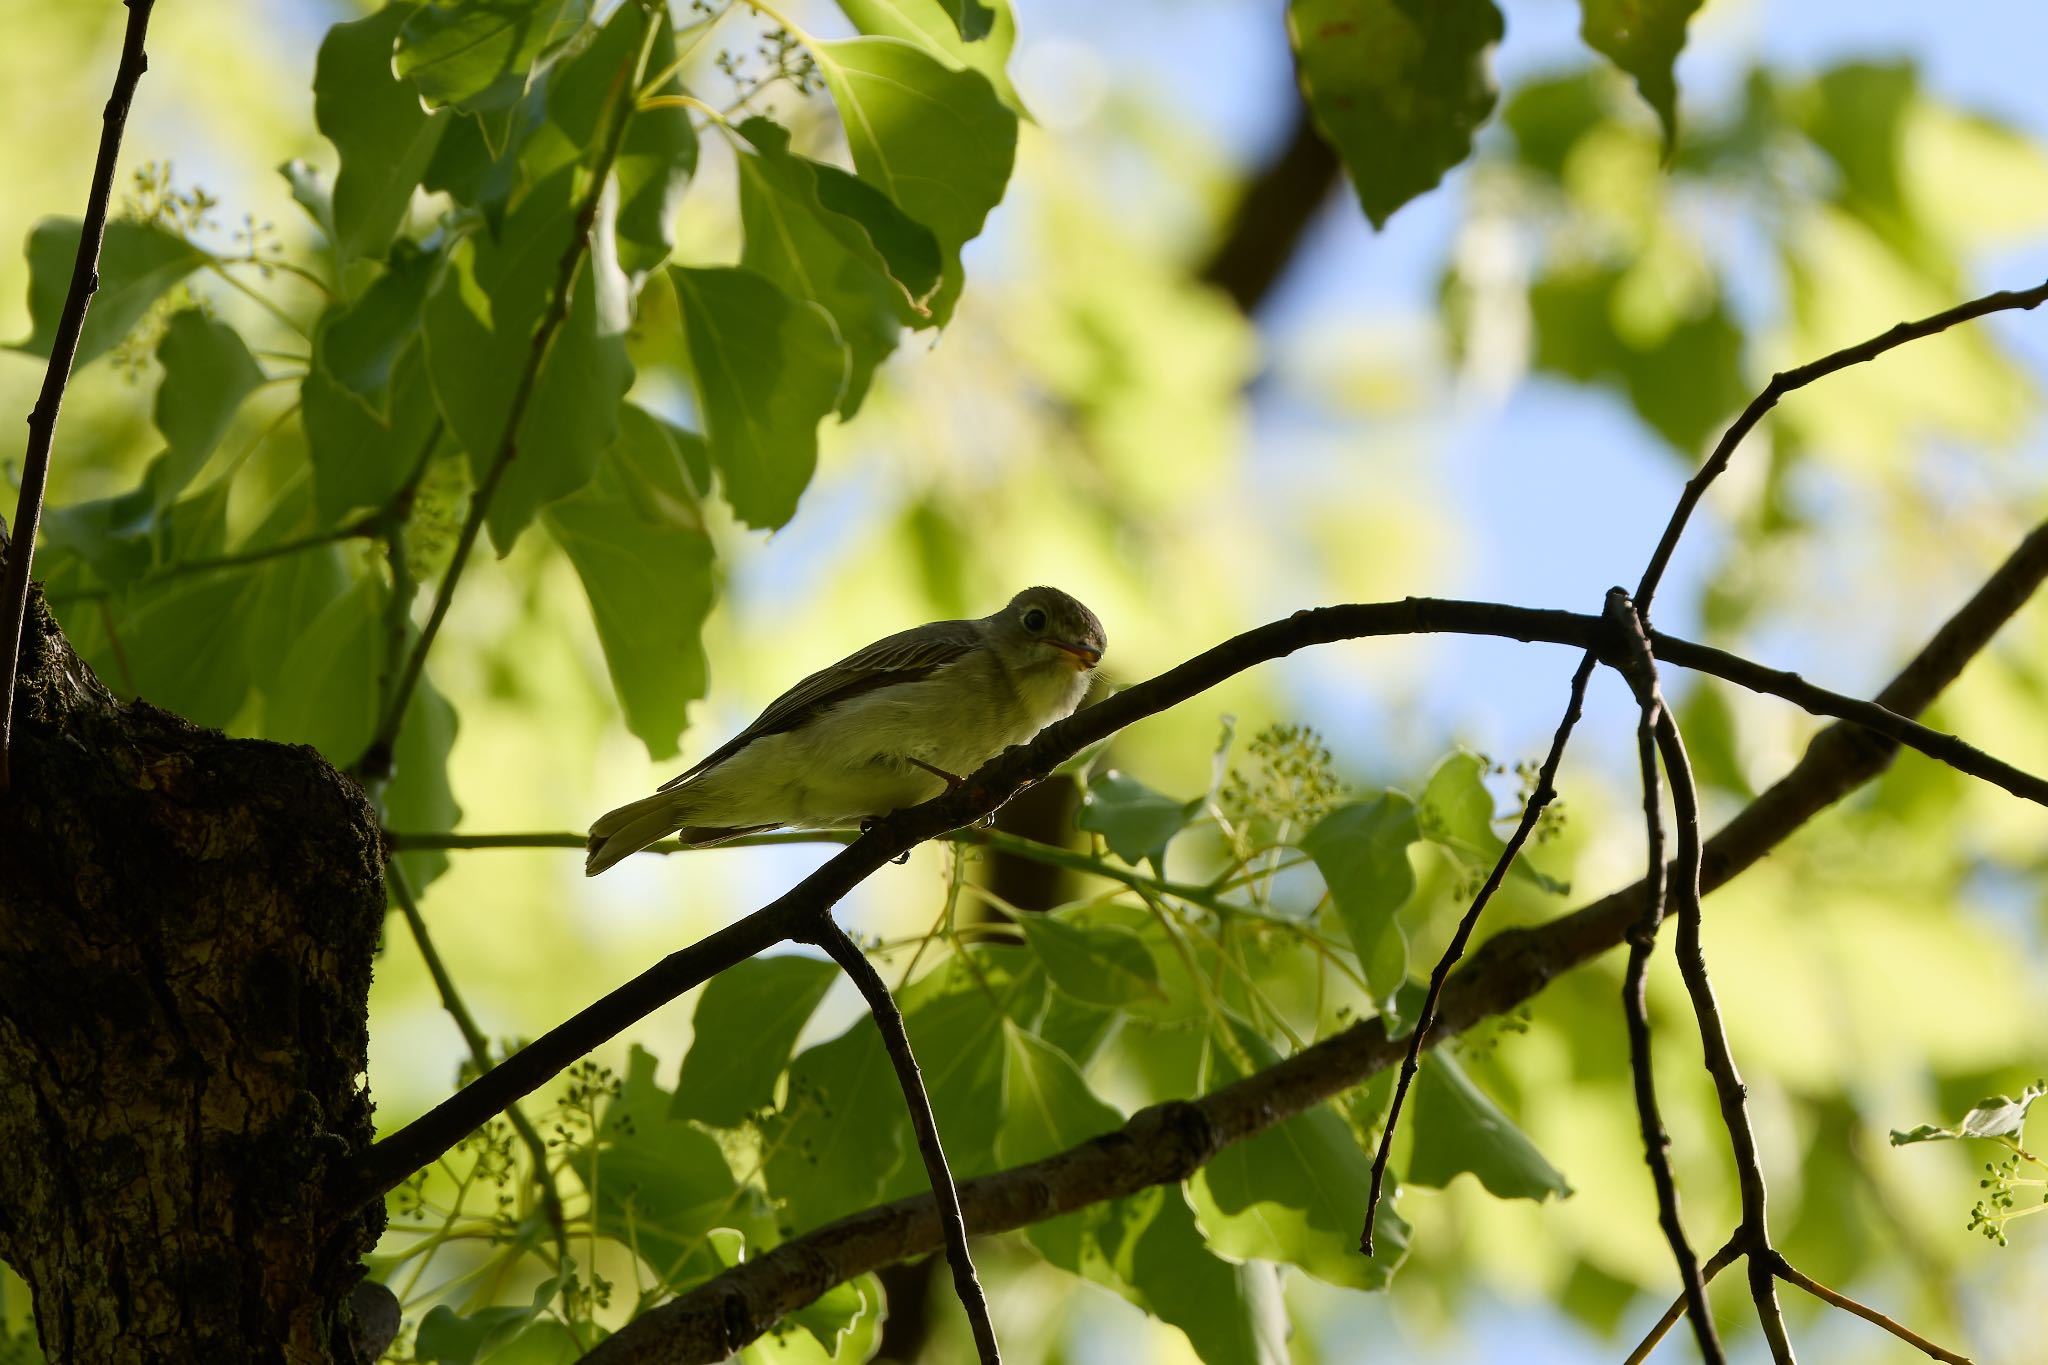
xmin=807 ymin=917 xmax=1001 ymax=1364
xmin=1624 ymin=1235 xmax=1743 ymax=1365
xmin=1608 ymin=590 xmax=1721 ymax=1364
xmin=1634 ymin=275 xmax=2048 ymax=615
xmin=0 ymin=0 xmax=158 ymax=794
xmin=1768 ymin=1252 xmax=1974 ymax=1365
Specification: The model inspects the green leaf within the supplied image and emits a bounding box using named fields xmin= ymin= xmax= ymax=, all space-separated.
xmin=423 ymin=171 xmax=633 ymax=550
xmin=1077 ymin=769 xmax=1198 ymax=871
xmin=736 ymin=117 xmax=940 ymax=417
xmin=281 ymin=158 xmax=337 ymax=241
xmin=1300 ymin=793 xmax=1418 ymax=1003
xmin=1409 ymin=1052 xmax=1573 ymax=1201
xmin=615 ymin=12 xmax=697 ymax=276
xmin=1191 ymin=1019 xmax=1411 ymax=1289
xmin=152 ymin=310 xmax=265 ymax=503
xmin=316 ymin=4 xmax=450 ymax=264
xmin=239 ymin=482 xmax=352 ymax=692
xmin=304 ymin=332 xmax=441 ymax=526
xmin=543 ymin=404 xmax=713 ymax=758
xmin=1417 ymin=752 xmax=1566 ymax=894
xmin=669 ymin=266 xmax=845 ymax=530
xmin=15 ymin=218 xmax=209 ymax=367
xmin=880 ymin=957 xmax=1029 ymax=1195
xmin=762 ymin=1017 xmax=907 ymax=1228
xmin=265 ymin=572 xmax=387 ymax=764
xmin=318 ymin=241 xmax=438 ymax=416
xmin=397 ymin=0 xmax=592 ymax=112
xmin=1016 ymin=914 xmax=1163 ymax=1009
xmin=414 ymin=1276 xmax=561 ymax=1364
xmin=1029 ymin=1184 xmax=1290 ymax=1365
xmin=833 ymin=0 xmax=1026 ymax=116
xmin=387 ymin=674 xmax=462 ymax=893
xmin=1529 ymin=263 xmax=1747 ymax=458
xmin=585 ymin=1047 xmax=774 ymax=1288
xmin=1577 ymin=0 xmax=1703 ymax=154
xmin=1890 ymin=1081 xmax=2045 ymax=1146
xmin=102 ymin=554 xmax=263 ymax=727
xmin=998 ymin=1022 xmax=1124 ymax=1167
xmin=672 ymin=955 xmax=838 ymax=1128
xmin=1502 ymin=71 xmax=1611 ymax=182
xmin=811 ymin=36 xmax=1018 ymax=323
xmin=1288 ymin=0 xmax=1504 ymax=228
xmin=785 ymin=1274 xmax=884 ymax=1358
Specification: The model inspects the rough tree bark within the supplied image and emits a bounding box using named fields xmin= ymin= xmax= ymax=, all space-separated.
xmin=0 ymin=571 xmax=390 ymax=1364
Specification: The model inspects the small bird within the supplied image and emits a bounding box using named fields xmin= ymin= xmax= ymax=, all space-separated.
xmin=585 ymin=586 xmax=1106 ymax=875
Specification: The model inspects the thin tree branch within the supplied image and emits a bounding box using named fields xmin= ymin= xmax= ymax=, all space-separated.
xmin=1766 ymin=1251 xmax=1974 ymax=1365
xmin=1624 ymin=1235 xmax=1743 ymax=1365
xmin=387 ymin=861 xmax=569 ymax=1257
xmin=355 ymin=19 xmax=662 ymax=782
xmin=1607 ymin=590 xmax=1721 ymax=1365
xmin=575 ymin=522 xmax=2048 ymax=1365
xmin=0 ymin=0 xmax=158 ymax=794
xmin=1633 ymin=276 xmax=2048 ymax=615
xmin=43 ymin=518 xmax=380 ymax=607
xmin=1652 ymin=708 xmax=1795 ymax=1362
xmin=1362 ymin=645 xmax=1598 ymax=1252
xmin=805 ymin=916 xmax=1001 ymax=1365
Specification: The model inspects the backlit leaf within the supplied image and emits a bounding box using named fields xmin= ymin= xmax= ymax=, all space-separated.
xmin=152 ymin=309 xmax=265 ymax=502
xmin=315 ymin=4 xmax=449 ymax=263
xmin=15 ymin=218 xmax=209 ymax=367
xmin=1577 ymin=0 xmax=1704 ymax=153
xmin=672 ymin=955 xmax=838 ymax=1128
xmin=1409 ymin=1052 xmax=1573 ymax=1201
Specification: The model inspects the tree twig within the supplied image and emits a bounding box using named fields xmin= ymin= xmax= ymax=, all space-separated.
xmin=1362 ymin=644 xmax=1597 ymax=1252
xmin=1652 ymin=708 xmax=1794 ymax=1361
xmin=1766 ymin=1251 xmax=1974 ymax=1365
xmin=1623 ymin=1234 xmax=1743 ymax=1365
xmin=0 ymin=0 xmax=158 ymax=794
xmin=805 ymin=915 xmax=1002 ymax=1365
xmin=386 ymin=862 xmax=569 ymax=1258
xmin=1607 ymin=590 xmax=1721 ymax=1365
xmin=1633 ymin=276 xmax=2048 ymax=615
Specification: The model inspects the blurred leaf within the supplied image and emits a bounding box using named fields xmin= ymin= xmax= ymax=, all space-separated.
xmin=1676 ymin=682 xmax=1753 ymax=800
xmin=1416 ymin=752 xmax=1566 ymax=893
xmin=304 ymin=334 xmax=441 ymax=527
xmin=387 ymin=674 xmax=462 ymax=893
xmin=266 ymin=571 xmax=386 ymax=763
xmin=672 ymin=955 xmax=838 ymax=1128
xmin=1192 ymin=1019 xmax=1410 ymax=1289
xmin=1289 ymin=0 xmax=1504 ymax=228
xmin=670 ymin=266 xmax=844 ymax=530
xmin=1077 ymin=769 xmax=1199 ymax=870
xmin=544 ymin=405 xmax=713 ymax=758
xmin=423 ymin=171 xmax=633 ymax=550
xmin=1890 ymin=1081 xmax=2044 ymax=1145
xmin=240 ymin=482 xmax=352 ymax=692
xmin=397 ymin=0 xmax=591 ymax=112
xmin=812 ymin=36 xmax=1018 ymax=323
xmin=1016 ymin=914 xmax=1163 ymax=1009
xmin=834 ymin=0 xmax=1026 ymax=115
xmin=736 ymin=117 xmax=939 ymax=417
xmin=319 ymin=242 xmax=438 ymax=416
xmin=1503 ymin=71 xmax=1611 ymax=181
xmin=415 ymin=1275 xmax=560 ymax=1364
xmin=315 ymin=4 xmax=449 ymax=264
xmin=1300 ymin=793 xmax=1418 ymax=1004
xmin=105 ymin=567 xmax=261 ymax=726
xmin=477 ymin=1323 xmax=581 ymax=1364
xmin=15 ymin=218 xmax=209 ymax=366
xmin=281 ymin=159 xmax=337 ymax=241
xmin=1530 ymin=263 xmax=1745 ymax=458
xmin=762 ymin=1017 xmax=907 ymax=1229
xmin=1577 ymin=0 xmax=1703 ymax=153
xmin=1409 ymin=1052 xmax=1573 ymax=1200
xmin=152 ymin=309 xmax=265 ymax=503
xmin=1804 ymin=63 xmax=1919 ymax=256
xmin=616 ymin=13 xmax=697 ymax=277
xmin=586 ymin=1047 xmax=773 ymax=1289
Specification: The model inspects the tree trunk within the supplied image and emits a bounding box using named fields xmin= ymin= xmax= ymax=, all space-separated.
xmin=0 ymin=582 xmax=388 ymax=1363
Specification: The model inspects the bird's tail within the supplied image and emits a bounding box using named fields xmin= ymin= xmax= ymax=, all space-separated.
xmin=585 ymin=789 xmax=776 ymax=876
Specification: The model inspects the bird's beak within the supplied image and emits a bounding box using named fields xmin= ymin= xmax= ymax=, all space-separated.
xmin=1049 ymin=639 xmax=1101 ymax=669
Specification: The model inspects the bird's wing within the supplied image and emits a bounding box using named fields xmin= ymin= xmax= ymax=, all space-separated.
xmin=658 ymin=619 xmax=985 ymax=790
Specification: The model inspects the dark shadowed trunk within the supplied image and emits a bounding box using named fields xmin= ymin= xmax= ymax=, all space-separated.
xmin=0 ymin=573 xmax=389 ymax=1363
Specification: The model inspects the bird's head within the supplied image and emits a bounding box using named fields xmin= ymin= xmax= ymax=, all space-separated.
xmin=993 ymin=586 xmax=1106 ymax=672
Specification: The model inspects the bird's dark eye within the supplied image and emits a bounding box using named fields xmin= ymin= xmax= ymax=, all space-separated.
xmin=1023 ymin=607 xmax=1048 ymax=632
